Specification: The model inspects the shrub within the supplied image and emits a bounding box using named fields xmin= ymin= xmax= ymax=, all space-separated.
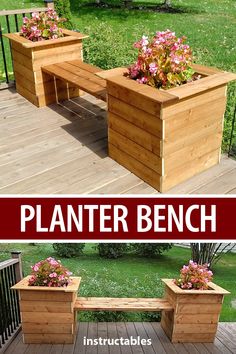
xmin=28 ymin=257 xmax=72 ymax=287
xmin=54 ymin=0 xmax=73 ymax=29
xmin=130 ymin=243 xmax=172 ymax=257
xmin=53 ymin=243 xmax=85 ymax=258
xmin=97 ymin=243 xmax=128 ymax=259
xmin=127 ymin=29 xmax=195 ymax=89
xmin=174 ymin=260 xmax=213 ymax=290
xmin=20 ymin=9 xmax=66 ymax=41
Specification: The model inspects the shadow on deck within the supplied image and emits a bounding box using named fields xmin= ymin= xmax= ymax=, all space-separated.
xmin=3 ymin=322 xmax=236 ymax=354
xmin=0 ymin=88 xmax=236 ymax=194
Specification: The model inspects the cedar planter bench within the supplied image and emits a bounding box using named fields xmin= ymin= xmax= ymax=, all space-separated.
xmin=42 ymin=59 xmax=107 ymax=102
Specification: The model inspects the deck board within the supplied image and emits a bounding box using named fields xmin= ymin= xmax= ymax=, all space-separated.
xmin=0 ymin=88 xmax=236 ymax=194
xmin=3 ymin=322 xmax=236 ymax=354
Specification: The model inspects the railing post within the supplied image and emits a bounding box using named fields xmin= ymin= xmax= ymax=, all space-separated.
xmin=11 ymin=251 xmax=23 ymax=282
xmin=44 ymin=0 xmax=54 ymax=10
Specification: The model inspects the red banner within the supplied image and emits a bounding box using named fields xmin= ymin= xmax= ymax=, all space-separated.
xmin=0 ymin=196 xmax=235 ymax=240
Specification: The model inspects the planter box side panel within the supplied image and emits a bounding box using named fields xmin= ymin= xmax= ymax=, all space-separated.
xmin=107 ymin=83 xmax=163 ymax=191
xmin=161 ymin=85 xmax=227 ymax=191
xmin=172 ymin=293 xmax=224 ymax=343
xmin=19 ymin=288 xmax=76 ymax=344
xmin=10 ymin=38 xmax=83 ymax=107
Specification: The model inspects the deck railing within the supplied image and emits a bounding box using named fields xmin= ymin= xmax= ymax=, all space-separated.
xmin=0 ymin=1 xmax=53 ymax=86
xmin=0 ymin=252 xmax=23 ymax=353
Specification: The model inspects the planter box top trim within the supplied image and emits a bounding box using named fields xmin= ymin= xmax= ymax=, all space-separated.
xmin=4 ymin=29 xmax=88 ymax=49
xmin=162 ymin=278 xmax=230 ymax=295
xmin=98 ymin=64 xmax=236 ymax=106
xmin=11 ymin=275 xmax=81 ymax=292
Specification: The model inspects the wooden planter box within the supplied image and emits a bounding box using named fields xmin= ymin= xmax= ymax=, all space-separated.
xmin=99 ymin=66 xmax=236 ymax=192
xmin=5 ymin=29 xmax=88 ymax=107
xmin=12 ymin=276 xmax=81 ymax=344
xmin=161 ymin=279 xmax=230 ymax=343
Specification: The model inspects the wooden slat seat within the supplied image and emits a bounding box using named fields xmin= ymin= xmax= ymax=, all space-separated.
xmin=42 ymin=60 xmax=107 ymax=102
xmin=75 ymin=297 xmax=173 ymax=312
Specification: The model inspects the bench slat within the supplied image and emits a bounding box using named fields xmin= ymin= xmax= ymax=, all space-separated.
xmin=42 ymin=61 xmax=107 ymax=101
xmin=75 ymin=297 xmax=173 ymax=312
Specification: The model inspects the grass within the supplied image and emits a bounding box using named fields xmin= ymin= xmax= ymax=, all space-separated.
xmin=0 ymin=0 xmax=235 ymax=152
xmin=0 ymin=243 xmax=236 ymax=322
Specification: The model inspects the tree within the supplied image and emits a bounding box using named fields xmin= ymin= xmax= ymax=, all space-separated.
xmin=190 ymin=243 xmax=235 ymax=267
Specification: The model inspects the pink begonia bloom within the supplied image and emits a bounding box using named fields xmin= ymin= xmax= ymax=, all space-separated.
xmin=49 ymin=272 xmax=57 ymax=278
xmin=149 ymin=62 xmax=158 ymax=75
xmin=23 ymin=17 xmax=29 ymax=24
xmin=31 ymin=12 xmax=40 ymax=20
xmin=59 ymin=275 xmax=65 ymax=281
xmin=136 ymin=77 xmax=148 ymax=84
xmin=32 ymin=265 xmax=39 ymax=272
xmin=66 ymin=271 xmax=73 ymax=276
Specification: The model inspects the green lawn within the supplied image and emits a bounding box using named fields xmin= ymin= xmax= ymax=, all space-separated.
xmin=0 ymin=243 xmax=236 ymax=322
xmin=0 ymin=0 xmax=235 ymax=151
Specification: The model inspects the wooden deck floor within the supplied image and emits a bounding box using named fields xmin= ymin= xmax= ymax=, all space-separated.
xmin=1 ymin=88 xmax=236 ymax=194
xmin=3 ymin=322 xmax=236 ymax=354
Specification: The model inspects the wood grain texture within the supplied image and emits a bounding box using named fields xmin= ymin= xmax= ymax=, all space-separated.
xmin=75 ymin=297 xmax=173 ymax=312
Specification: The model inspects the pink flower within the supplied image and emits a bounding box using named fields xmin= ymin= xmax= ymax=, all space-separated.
xmin=149 ymin=62 xmax=158 ymax=75
xmin=136 ymin=77 xmax=148 ymax=84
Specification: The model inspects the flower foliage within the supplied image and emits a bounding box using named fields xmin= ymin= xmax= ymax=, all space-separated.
xmin=174 ymin=260 xmax=213 ymax=290
xmin=28 ymin=257 xmax=72 ymax=287
xmin=127 ymin=30 xmax=195 ymax=89
xmin=20 ymin=9 xmax=66 ymax=42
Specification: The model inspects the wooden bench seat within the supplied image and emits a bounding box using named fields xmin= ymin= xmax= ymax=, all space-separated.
xmin=42 ymin=60 xmax=107 ymax=102
xmin=75 ymin=297 xmax=173 ymax=312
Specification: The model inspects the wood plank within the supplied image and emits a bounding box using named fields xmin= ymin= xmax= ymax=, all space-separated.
xmin=55 ymin=62 xmax=106 ymax=88
xmin=164 ymin=130 xmax=223 ymax=174
xmin=109 ymin=129 xmax=162 ymax=174
xmin=107 ymin=322 xmax=121 ymax=354
xmin=20 ymin=300 xmax=73 ymax=313
xmin=23 ymin=334 xmax=74 ymax=344
xmin=66 ymin=60 xmax=103 ymax=74
xmin=142 ymin=322 xmax=167 ymax=354
xmin=108 ymin=95 xmax=162 ymax=137
xmin=192 ymin=63 xmax=222 ymax=76
xmin=162 ymin=86 xmax=226 ymax=119
xmin=151 ymin=323 xmax=177 ymax=354
xmin=0 ymin=8 xmax=47 ymax=16
xmin=176 ymin=303 xmax=222 ymax=315
xmin=109 ymin=112 xmax=161 ymax=156
xmin=164 ymin=96 xmax=226 ymax=135
xmin=74 ymin=322 xmax=88 ymax=354
xmin=109 ymin=143 xmax=161 ymax=191
xmin=87 ymin=322 xmax=98 ymax=354
xmin=21 ymin=312 xmax=74 ymax=324
xmin=134 ymin=322 xmax=155 ymax=354
xmin=168 ymin=73 xmax=236 ymax=100
xmin=22 ymin=323 xmax=73 ymax=334
xmin=174 ymin=323 xmax=218 ymax=334
xmin=125 ymin=322 xmax=143 ymax=354
xmin=32 ymin=43 xmax=82 ymax=60
xmin=13 ymin=276 xmax=80 ymax=292
xmin=175 ymin=313 xmax=219 ymax=324
xmin=97 ymin=67 xmax=128 ymax=79
xmin=42 ymin=64 xmax=106 ymax=101
xmin=75 ymin=297 xmax=173 ymax=311
xmin=107 ymin=75 xmax=178 ymax=105
xmin=116 ymin=322 xmax=133 ymax=354
xmin=161 ymin=149 xmax=220 ymax=192
xmin=171 ymin=332 xmax=215 ymax=343
xmin=97 ymin=323 xmax=109 ymax=354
